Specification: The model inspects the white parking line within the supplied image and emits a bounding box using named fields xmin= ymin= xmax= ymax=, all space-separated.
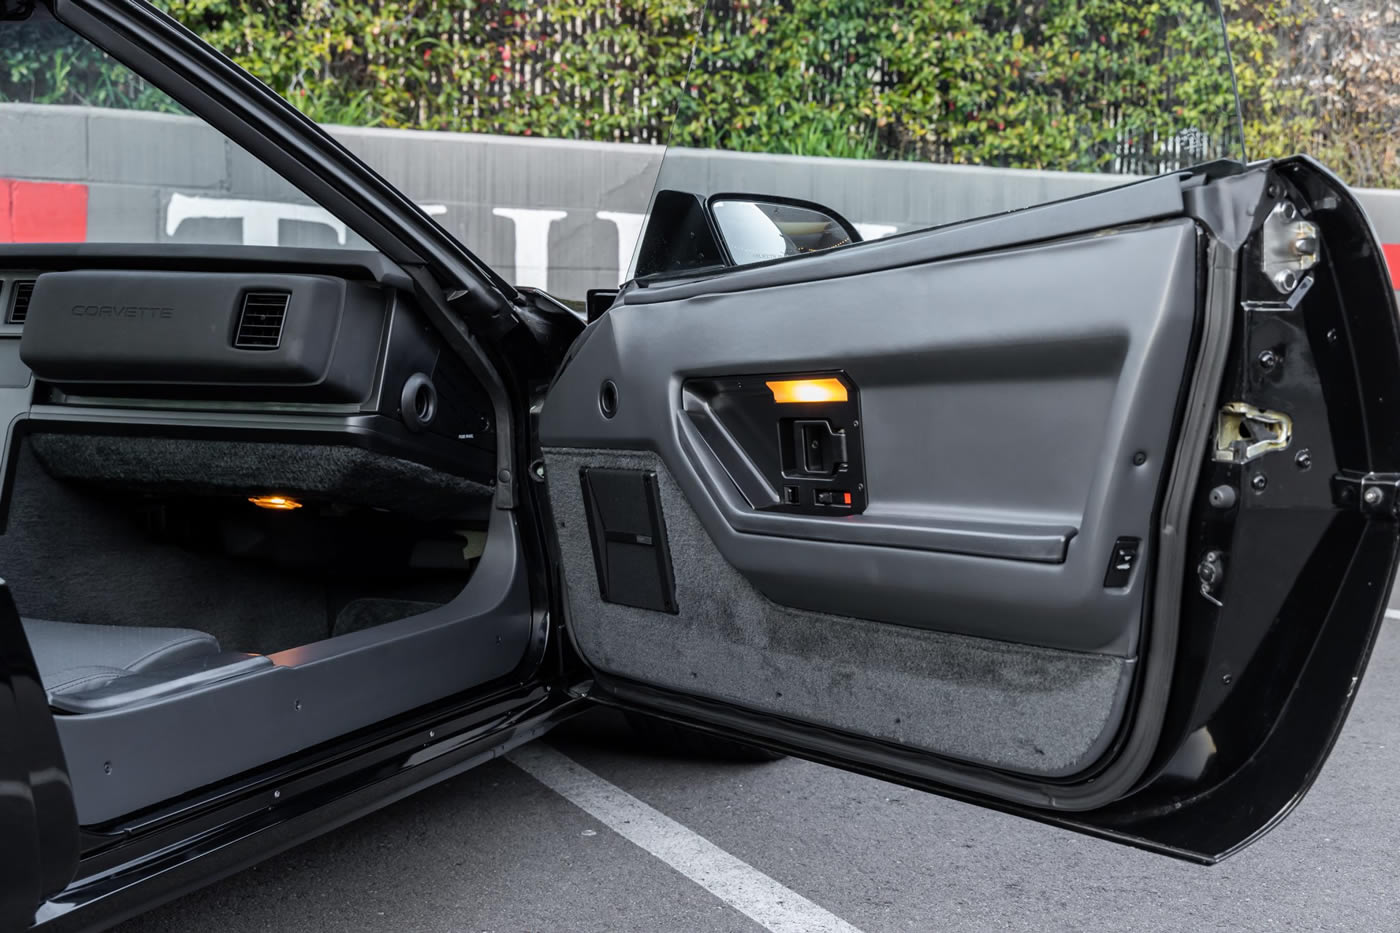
xmin=507 ymin=744 xmax=865 ymax=933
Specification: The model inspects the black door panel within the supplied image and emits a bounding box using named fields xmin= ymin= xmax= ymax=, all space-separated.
xmin=541 ymin=215 xmax=1204 ymax=780
xmin=543 ymin=219 xmax=1200 ymax=658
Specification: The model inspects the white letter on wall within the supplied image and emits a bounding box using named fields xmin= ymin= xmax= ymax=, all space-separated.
xmin=492 ymin=207 xmax=567 ymax=290
xmin=854 ymin=222 xmax=898 ymax=241
xmin=165 ymin=193 xmax=348 ymax=246
xmin=596 ymin=210 xmax=646 ymax=285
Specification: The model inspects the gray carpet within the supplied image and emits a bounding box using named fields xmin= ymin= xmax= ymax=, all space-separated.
xmin=1 ymin=444 xmax=470 ymax=655
xmin=545 ymin=447 xmax=1132 ymax=777
xmin=30 ymin=433 xmax=493 ymax=521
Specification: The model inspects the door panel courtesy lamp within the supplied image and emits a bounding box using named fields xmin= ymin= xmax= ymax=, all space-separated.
xmin=248 ymin=495 xmax=303 ymax=511
xmin=765 ymin=378 xmax=848 ymax=404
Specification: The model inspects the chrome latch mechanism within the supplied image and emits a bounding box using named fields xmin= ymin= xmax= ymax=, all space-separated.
xmin=1213 ymin=402 xmax=1293 ymax=464
xmin=1331 ymin=472 xmax=1400 ymax=519
xmin=1197 ymin=550 xmax=1225 ymax=607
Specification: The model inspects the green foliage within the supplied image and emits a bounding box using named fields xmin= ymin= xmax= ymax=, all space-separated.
xmin=0 ymin=18 xmax=182 ymax=111
xmin=2 ymin=0 xmax=1392 ymax=184
xmin=673 ymin=0 xmax=1240 ymax=172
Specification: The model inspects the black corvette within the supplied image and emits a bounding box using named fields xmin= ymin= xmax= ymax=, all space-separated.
xmin=2 ymin=1 xmax=1399 ymax=930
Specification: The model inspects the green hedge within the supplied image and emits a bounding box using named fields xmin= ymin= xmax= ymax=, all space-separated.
xmin=1 ymin=0 xmax=1388 ymax=185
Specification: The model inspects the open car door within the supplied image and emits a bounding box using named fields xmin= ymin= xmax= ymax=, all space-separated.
xmin=539 ymin=159 xmax=1400 ymax=863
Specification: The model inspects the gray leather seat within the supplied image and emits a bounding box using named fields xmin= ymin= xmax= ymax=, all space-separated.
xmin=22 ymin=618 xmax=221 ymax=701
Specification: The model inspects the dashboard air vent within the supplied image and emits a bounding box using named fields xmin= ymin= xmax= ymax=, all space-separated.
xmin=7 ymin=280 xmax=35 ymax=325
xmin=234 ymin=292 xmax=289 ymax=349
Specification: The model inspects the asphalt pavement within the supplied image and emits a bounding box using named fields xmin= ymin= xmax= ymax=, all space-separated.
xmin=115 ymin=594 xmax=1400 ymax=933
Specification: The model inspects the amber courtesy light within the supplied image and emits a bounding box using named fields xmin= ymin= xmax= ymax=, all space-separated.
xmin=248 ymin=495 xmax=303 ymax=511
xmin=765 ymin=378 xmax=848 ymax=404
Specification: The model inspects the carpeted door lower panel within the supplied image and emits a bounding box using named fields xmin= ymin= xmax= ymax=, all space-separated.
xmin=545 ymin=447 xmax=1133 ymax=778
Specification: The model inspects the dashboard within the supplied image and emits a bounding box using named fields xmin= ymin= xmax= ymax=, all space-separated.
xmin=0 ymin=245 xmax=498 ymax=518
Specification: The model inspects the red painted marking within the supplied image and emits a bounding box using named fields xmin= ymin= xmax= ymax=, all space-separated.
xmin=1383 ymin=243 xmax=1400 ymax=290
xmin=4 ymin=179 xmax=88 ymax=243
xmin=0 ymin=180 xmax=11 ymax=242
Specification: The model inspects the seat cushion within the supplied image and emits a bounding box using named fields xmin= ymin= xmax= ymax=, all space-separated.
xmin=22 ymin=618 xmax=221 ymax=699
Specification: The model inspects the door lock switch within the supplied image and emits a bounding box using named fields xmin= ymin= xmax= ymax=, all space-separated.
xmin=815 ymin=490 xmax=853 ymax=507
xmin=1103 ymin=537 xmax=1141 ymax=588
xmin=794 ymin=420 xmax=848 ymax=476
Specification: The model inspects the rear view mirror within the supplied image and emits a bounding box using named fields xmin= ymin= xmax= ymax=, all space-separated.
xmin=632 ymin=189 xmax=862 ymax=280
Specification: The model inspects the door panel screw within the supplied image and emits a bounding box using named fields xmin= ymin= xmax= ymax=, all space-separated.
xmin=1221 ymin=673 xmax=1233 ymax=685
xmin=1132 ymin=451 xmax=1147 ymax=466
xmin=1364 ymin=487 xmax=1384 ymax=506
xmin=1295 ymin=450 xmax=1311 ymax=470
xmin=1251 ymin=473 xmax=1268 ymax=491
xmin=1327 ymin=328 xmax=1339 ymax=345
xmin=1257 ymin=349 xmax=1279 ymax=371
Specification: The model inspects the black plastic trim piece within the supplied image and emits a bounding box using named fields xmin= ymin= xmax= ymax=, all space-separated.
xmin=580 ymin=468 xmax=679 ymax=614
xmin=678 ymin=410 xmax=1075 ymax=562
xmin=38 ymin=688 xmax=583 ymax=931
xmin=0 ymin=245 xmax=415 ymax=292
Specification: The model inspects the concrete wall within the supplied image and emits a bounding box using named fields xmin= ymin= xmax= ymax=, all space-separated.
xmin=3 ymin=102 xmax=1398 ymax=301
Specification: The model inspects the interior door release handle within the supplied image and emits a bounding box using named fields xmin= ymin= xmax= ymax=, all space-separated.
xmin=793 ymin=419 xmax=848 ymax=476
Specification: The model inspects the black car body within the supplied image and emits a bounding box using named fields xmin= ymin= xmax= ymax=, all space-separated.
xmin=2 ymin=2 xmax=1399 ymax=930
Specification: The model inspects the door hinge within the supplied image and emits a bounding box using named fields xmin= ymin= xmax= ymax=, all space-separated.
xmin=1331 ymin=472 xmax=1400 ymax=519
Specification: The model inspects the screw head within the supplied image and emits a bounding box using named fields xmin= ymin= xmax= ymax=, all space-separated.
xmin=103 ymin=761 xmax=112 ymax=775
xmin=294 ymin=699 xmax=302 ymax=711
xmin=1364 ymin=486 xmax=1384 ymax=506
xmin=1221 ymin=673 xmax=1233 ymax=685
xmin=1295 ymin=449 xmax=1312 ymax=471
xmin=1327 ymin=328 xmax=1339 ymax=345
xmin=1257 ymin=349 xmax=1280 ymax=371
xmin=532 ymin=461 xmax=546 ymax=479
xmin=1251 ymin=473 xmax=1268 ymax=492
xmin=1132 ymin=451 xmax=1147 ymax=466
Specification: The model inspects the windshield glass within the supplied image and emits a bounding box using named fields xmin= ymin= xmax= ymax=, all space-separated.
xmin=643 ymin=0 xmax=1244 ymax=271
xmin=0 ymin=11 xmax=367 ymax=250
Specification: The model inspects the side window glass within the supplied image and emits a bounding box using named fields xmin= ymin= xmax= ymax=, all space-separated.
xmin=640 ymin=0 xmax=1243 ymax=277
